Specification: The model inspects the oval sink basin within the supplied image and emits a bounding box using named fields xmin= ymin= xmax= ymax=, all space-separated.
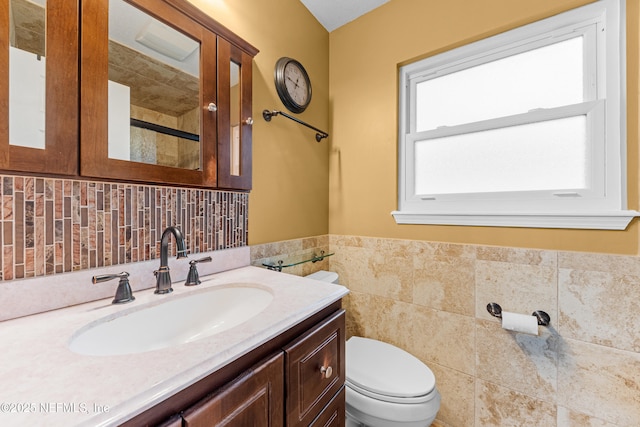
xmin=69 ymin=284 xmax=273 ymax=356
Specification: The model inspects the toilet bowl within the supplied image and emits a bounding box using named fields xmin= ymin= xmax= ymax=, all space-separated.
xmin=345 ymin=337 xmax=441 ymax=427
xmin=304 ymin=271 xmax=440 ymax=426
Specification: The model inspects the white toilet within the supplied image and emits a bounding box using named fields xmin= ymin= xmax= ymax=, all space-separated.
xmin=345 ymin=336 xmax=440 ymax=426
xmin=305 ymin=271 xmax=441 ymax=426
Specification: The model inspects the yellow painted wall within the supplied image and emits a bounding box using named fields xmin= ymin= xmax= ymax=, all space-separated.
xmin=188 ymin=0 xmax=331 ymax=245
xmin=329 ymin=0 xmax=640 ymax=255
xmin=191 ymin=0 xmax=640 ymax=254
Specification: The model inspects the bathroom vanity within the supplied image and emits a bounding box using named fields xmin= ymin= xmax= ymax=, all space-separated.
xmin=0 ymin=266 xmax=347 ymax=427
xmin=131 ymin=303 xmax=345 ymax=426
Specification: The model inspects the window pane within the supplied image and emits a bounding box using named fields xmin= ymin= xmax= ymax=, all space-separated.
xmin=414 ymin=116 xmax=587 ymax=195
xmin=416 ymin=37 xmax=584 ymax=131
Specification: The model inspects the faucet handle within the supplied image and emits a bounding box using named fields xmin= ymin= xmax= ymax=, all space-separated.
xmin=92 ymin=272 xmax=135 ymax=304
xmin=185 ymin=256 xmax=212 ymax=286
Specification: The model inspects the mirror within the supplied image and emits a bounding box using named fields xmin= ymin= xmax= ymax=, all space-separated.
xmin=9 ymin=0 xmax=46 ymax=149
xmin=230 ymin=61 xmax=240 ymax=176
xmin=107 ymin=0 xmax=201 ymax=170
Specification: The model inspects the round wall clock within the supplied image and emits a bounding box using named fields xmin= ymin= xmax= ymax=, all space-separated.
xmin=274 ymin=57 xmax=312 ymax=113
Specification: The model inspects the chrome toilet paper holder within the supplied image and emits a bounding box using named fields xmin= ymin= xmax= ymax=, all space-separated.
xmin=487 ymin=302 xmax=551 ymax=326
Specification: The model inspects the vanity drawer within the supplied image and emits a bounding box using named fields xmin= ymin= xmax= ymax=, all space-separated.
xmin=284 ymin=309 xmax=345 ymax=426
xmin=309 ymin=386 xmax=345 ymax=427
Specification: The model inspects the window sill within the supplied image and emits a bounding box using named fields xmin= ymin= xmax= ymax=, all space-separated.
xmin=391 ymin=211 xmax=640 ymax=230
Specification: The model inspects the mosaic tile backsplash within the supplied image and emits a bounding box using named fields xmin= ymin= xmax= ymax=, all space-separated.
xmin=0 ymin=175 xmax=248 ymax=281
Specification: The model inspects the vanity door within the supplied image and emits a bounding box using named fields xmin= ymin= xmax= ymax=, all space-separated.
xmin=0 ymin=0 xmax=78 ymax=175
xmin=181 ymin=352 xmax=284 ymax=426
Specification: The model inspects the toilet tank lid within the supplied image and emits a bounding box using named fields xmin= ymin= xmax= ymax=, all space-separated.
xmin=304 ymin=270 xmax=338 ymax=283
xmin=346 ymin=337 xmax=435 ymax=399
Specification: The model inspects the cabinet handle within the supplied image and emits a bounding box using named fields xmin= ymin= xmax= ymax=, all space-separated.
xmin=207 ymin=102 xmax=218 ymax=112
xmin=320 ymin=365 xmax=333 ymax=379
xmin=243 ymin=117 xmax=254 ymax=125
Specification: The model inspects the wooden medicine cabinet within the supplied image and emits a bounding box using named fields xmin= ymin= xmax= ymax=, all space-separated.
xmin=2 ymin=0 xmax=256 ymax=190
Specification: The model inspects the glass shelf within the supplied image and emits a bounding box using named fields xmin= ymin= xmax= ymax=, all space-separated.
xmin=262 ymin=250 xmax=334 ymax=272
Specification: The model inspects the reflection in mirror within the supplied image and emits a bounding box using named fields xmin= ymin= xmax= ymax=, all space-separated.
xmin=108 ymin=0 xmax=201 ymax=170
xmin=230 ymin=61 xmax=240 ymax=176
xmin=9 ymin=0 xmax=46 ymax=149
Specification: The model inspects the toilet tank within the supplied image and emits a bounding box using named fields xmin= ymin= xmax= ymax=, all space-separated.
xmin=304 ymin=270 xmax=339 ymax=284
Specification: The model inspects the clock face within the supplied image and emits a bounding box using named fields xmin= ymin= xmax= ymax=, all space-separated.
xmin=275 ymin=57 xmax=312 ymax=113
xmin=284 ymin=62 xmax=310 ymax=106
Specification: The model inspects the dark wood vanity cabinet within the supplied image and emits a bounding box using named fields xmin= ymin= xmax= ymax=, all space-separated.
xmin=123 ymin=303 xmax=345 ymax=427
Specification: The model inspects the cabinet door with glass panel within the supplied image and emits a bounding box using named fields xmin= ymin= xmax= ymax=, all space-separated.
xmin=217 ymin=38 xmax=253 ymax=190
xmin=80 ymin=0 xmax=251 ymax=188
xmin=1 ymin=0 xmax=78 ymax=175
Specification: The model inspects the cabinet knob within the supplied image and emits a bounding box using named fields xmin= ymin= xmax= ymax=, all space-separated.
xmin=320 ymin=365 xmax=333 ymax=379
xmin=243 ymin=117 xmax=254 ymax=126
xmin=207 ymin=102 xmax=218 ymax=112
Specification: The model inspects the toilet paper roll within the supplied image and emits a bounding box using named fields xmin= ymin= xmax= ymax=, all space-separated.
xmin=501 ymin=311 xmax=539 ymax=335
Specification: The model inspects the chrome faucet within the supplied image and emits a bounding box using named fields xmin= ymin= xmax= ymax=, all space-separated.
xmin=154 ymin=226 xmax=188 ymax=294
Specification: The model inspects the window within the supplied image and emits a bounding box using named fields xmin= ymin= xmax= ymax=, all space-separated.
xmin=393 ymin=0 xmax=639 ymax=229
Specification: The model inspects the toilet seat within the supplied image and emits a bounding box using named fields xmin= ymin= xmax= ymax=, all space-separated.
xmin=346 ymin=379 xmax=439 ymax=405
xmin=346 ymin=337 xmax=436 ymax=404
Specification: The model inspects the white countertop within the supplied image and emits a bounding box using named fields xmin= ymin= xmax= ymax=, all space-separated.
xmin=0 ymin=266 xmax=348 ymax=426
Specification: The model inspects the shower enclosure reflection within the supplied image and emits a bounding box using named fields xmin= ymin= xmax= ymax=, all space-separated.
xmin=107 ymin=0 xmax=201 ymax=170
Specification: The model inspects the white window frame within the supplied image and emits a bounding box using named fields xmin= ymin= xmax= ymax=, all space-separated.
xmin=393 ymin=0 xmax=639 ymax=230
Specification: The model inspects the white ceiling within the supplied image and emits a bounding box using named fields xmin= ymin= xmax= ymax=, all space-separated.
xmin=300 ymin=0 xmax=390 ymax=32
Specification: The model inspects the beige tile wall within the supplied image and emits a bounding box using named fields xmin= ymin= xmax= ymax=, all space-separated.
xmin=331 ymin=235 xmax=640 ymax=427
xmin=254 ymin=235 xmax=640 ymax=427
